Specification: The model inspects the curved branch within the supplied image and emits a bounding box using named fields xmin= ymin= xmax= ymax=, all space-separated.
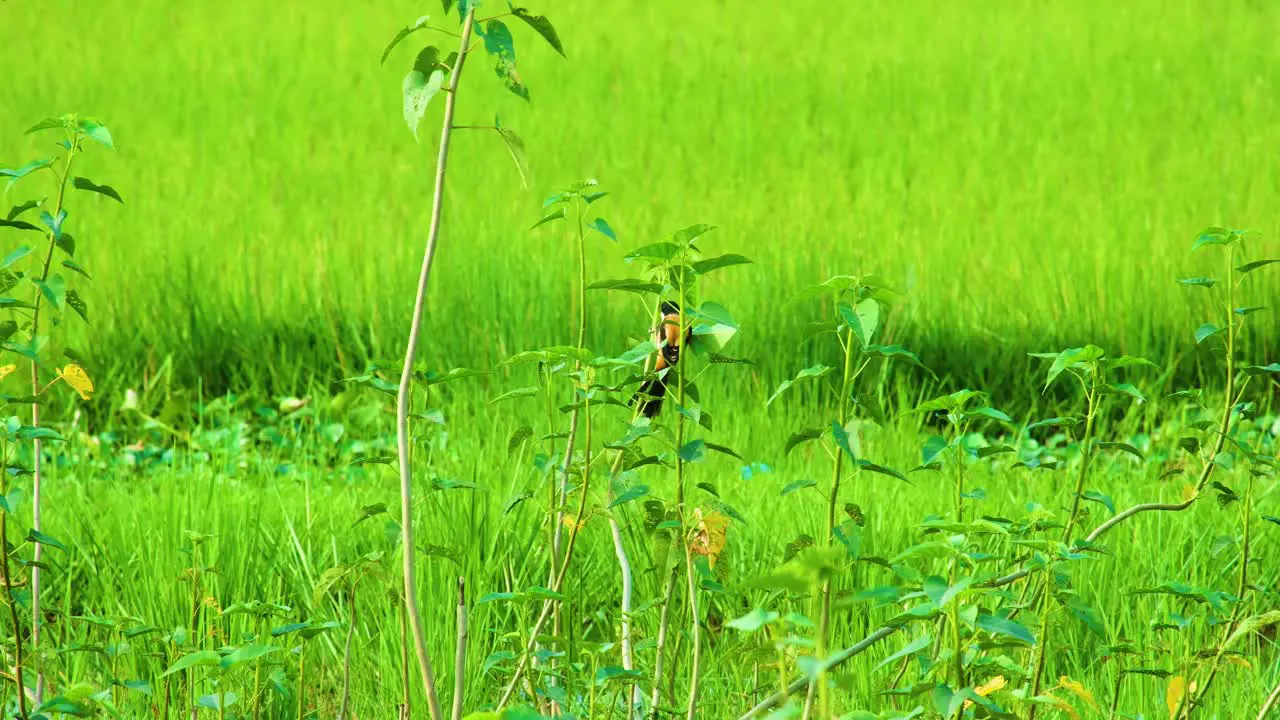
xmin=737 ymin=626 xmax=899 ymax=720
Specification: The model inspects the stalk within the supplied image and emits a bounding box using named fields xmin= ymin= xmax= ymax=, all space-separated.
xmin=452 ymin=578 xmax=467 ymax=720
xmin=28 ymin=133 xmax=79 ymax=704
xmin=496 ymin=391 xmax=595 ymax=710
xmin=336 ymin=587 xmax=356 ymax=720
xmin=649 ymin=565 xmax=678 ymax=717
xmin=1029 ymin=382 xmax=1097 ymax=719
xmin=1258 ymin=679 xmax=1280 ymax=720
xmin=392 ymin=12 xmax=476 ymax=720
xmin=804 ymin=330 xmax=857 ymax=719
xmin=948 ymin=428 xmax=967 ymax=689
xmin=1 ymin=439 xmax=28 ymax=718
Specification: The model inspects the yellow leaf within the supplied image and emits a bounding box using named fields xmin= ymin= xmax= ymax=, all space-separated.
xmin=1226 ymin=656 xmax=1252 ymax=670
xmin=1167 ymin=675 xmax=1186 ymax=719
xmin=1043 ymin=693 xmax=1080 ymax=720
xmin=690 ymin=508 xmax=729 ymax=568
xmin=56 ymin=363 xmax=94 ymax=400
xmin=975 ymin=675 xmax=1006 ymax=697
xmin=0 ymin=364 xmax=15 ymax=382
xmin=1058 ymin=676 xmax=1098 ymax=708
xmin=1181 ymin=483 xmax=1197 ymax=502
xmin=561 ymin=515 xmax=585 ymax=531
xmin=964 ymin=675 xmax=1007 ymax=708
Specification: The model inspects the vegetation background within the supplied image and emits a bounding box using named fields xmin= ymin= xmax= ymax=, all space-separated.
xmin=0 ymin=0 xmax=1276 ymax=717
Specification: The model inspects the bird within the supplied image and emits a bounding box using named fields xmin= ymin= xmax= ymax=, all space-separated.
xmin=634 ymin=301 xmax=687 ymax=418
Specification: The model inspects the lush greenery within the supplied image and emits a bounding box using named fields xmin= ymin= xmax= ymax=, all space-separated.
xmin=0 ymin=0 xmax=1276 ymax=719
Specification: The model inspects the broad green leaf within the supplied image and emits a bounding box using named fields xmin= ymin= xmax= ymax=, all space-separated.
xmin=26 ymin=117 xmax=69 ymax=134
xmin=831 ymin=420 xmax=856 ymax=459
xmin=1194 ymin=323 xmax=1224 ymax=344
xmin=864 ymin=344 xmax=935 ymax=377
xmin=1025 ymin=416 xmax=1080 ymax=432
xmin=1034 ymin=345 xmax=1104 ymax=390
xmin=0 ymin=219 xmax=40 ymax=232
xmin=964 ymin=406 xmax=1013 ymax=424
xmin=976 ymin=613 xmax=1035 ymax=645
xmin=1097 ymin=441 xmax=1144 ymax=461
xmin=1236 ymin=259 xmax=1278 ymax=274
xmin=1081 ymin=490 xmax=1115 ymax=515
xmin=678 ymin=440 xmax=705 ymax=463
xmin=77 ymin=119 xmax=114 ymax=148
xmin=512 ymin=8 xmax=565 ymax=56
xmin=585 ymin=278 xmax=663 ymax=295
xmin=488 ymin=386 xmax=539 ymax=405
xmin=589 ymin=217 xmax=616 ymax=241
xmin=1 ymin=246 xmax=31 ymax=268
xmin=197 ymin=693 xmax=238 ymax=711
xmin=725 ymin=608 xmax=779 ymax=632
xmin=1 ymin=158 xmax=54 ymax=190
xmin=381 ymin=15 xmax=432 ymax=65
xmin=609 ymin=483 xmax=648 ymax=509
xmin=623 ymin=241 xmax=681 ymax=262
xmin=690 ymin=253 xmax=752 ymax=275
xmin=839 ymin=298 xmax=880 ymax=348
xmin=162 ymin=650 xmax=221 ymax=676
xmin=1101 ymin=382 xmax=1145 ymax=403
xmin=484 ymin=20 xmax=529 ymax=101
xmin=353 ymin=503 xmax=388 ymax=526
xmin=705 ymin=442 xmax=742 ymax=460
xmin=856 ymin=459 xmax=910 ymax=483
xmin=918 ymin=435 xmax=948 ymax=469
xmin=495 ymin=126 xmax=529 ymax=188
xmin=784 ymin=428 xmax=824 ymax=456
xmin=671 ymin=223 xmax=717 ymax=246
xmin=1234 ymin=305 xmax=1266 ymax=316
xmin=530 ymin=207 xmax=566 ymax=230
xmin=1191 ymin=226 xmax=1235 ymax=250
xmin=766 ymin=364 xmax=833 ymax=406
xmin=72 ymin=177 xmax=123 ymax=204
xmin=1242 ymin=363 xmax=1280 ymax=376
xmin=16 ymin=426 xmax=63 ymax=441
xmin=419 ymin=367 xmax=486 ymax=385
xmin=220 ymin=644 xmax=277 ymax=669
xmin=780 ymin=479 xmax=817 ymax=497
xmin=1176 ymin=277 xmax=1216 ymax=288
xmin=27 ymin=529 xmax=66 ymax=551
xmin=874 ymin=634 xmax=932 ymax=672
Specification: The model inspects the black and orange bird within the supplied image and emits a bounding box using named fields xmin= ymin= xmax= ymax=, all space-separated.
xmin=634 ymin=301 xmax=688 ymax=417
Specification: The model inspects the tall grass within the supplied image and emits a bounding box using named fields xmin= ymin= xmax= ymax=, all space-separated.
xmin=1 ymin=0 xmax=1277 ymax=401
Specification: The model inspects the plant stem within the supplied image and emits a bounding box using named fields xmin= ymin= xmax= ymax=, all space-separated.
xmin=649 ymin=565 xmax=678 ymax=718
xmin=1029 ymin=383 xmax=1097 ymax=720
xmin=668 ymin=285 xmax=702 ymax=720
xmin=608 ymin=300 xmax=660 ymax=717
xmin=1189 ymin=470 xmax=1256 ymax=716
xmin=452 ymin=578 xmax=467 ymax=720
xmin=1258 ymin=679 xmax=1280 ymax=720
xmin=949 ymin=426 xmax=967 ymax=690
xmin=738 ymin=626 xmax=900 ymax=719
xmin=806 ymin=331 xmax=857 ymax=719
xmin=336 ymin=587 xmax=356 ymax=720
xmin=497 ymin=391 xmax=595 ymax=710
xmin=0 ymin=446 xmax=28 ymax=719
xmin=28 ymin=135 xmax=78 ymax=705
xmin=393 ymin=11 xmax=475 ymax=720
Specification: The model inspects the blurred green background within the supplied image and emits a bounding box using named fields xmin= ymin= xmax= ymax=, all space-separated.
xmin=2 ymin=0 xmax=1277 ymax=407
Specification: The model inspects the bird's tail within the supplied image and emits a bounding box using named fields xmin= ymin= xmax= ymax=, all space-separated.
xmin=633 ymin=376 xmax=668 ymax=418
